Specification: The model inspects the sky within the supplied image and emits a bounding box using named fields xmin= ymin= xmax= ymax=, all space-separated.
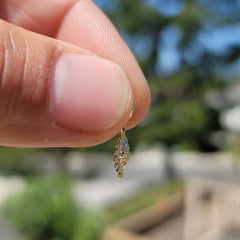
xmin=93 ymin=0 xmax=240 ymax=78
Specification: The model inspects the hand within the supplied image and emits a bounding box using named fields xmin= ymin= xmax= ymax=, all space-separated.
xmin=0 ymin=0 xmax=151 ymax=147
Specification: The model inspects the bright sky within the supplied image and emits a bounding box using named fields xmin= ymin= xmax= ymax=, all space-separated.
xmin=94 ymin=0 xmax=240 ymax=78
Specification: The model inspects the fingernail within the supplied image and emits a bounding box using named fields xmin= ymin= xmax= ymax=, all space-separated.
xmin=49 ymin=53 xmax=132 ymax=132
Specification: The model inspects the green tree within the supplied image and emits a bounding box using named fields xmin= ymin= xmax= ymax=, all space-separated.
xmin=96 ymin=0 xmax=240 ymax=151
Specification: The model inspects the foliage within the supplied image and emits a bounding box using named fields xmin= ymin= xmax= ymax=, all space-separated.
xmin=96 ymin=0 xmax=240 ymax=151
xmin=3 ymin=174 xmax=104 ymax=240
xmin=75 ymin=208 xmax=104 ymax=240
xmin=0 ymin=147 xmax=74 ymax=175
xmin=0 ymin=147 xmax=39 ymax=175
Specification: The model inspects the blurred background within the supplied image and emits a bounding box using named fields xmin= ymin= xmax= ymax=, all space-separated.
xmin=1 ymin=0 xmax=240 ymax=239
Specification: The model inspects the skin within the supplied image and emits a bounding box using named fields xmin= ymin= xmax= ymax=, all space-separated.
xmin=0 ymin=0 xmax=151 ymax=147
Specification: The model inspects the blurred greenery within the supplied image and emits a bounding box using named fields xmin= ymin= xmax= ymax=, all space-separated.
xmin=3 ymin=174 xmax=104 ymax=240
xmin=0 ymin=147 xmax=68 ymax=176
xmin=96 ymin=0 xmax=240 ymax=152
xmin=0 ymin=147 xmax=39 ymax=175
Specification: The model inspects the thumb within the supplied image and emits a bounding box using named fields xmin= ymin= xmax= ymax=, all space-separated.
xmin=0 ymin=20 xmax=133 ymax=147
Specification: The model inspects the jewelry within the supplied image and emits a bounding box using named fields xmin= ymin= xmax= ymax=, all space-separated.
xmin=113 ymin=105 xmax=135 ymax=177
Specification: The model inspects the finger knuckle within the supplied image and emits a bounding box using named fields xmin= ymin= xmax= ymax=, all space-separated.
xmin=0 ymin=20 xmax=48 ymax=124
xmin=0 ymin=20 xmax=27 ymax=117
xmin=0 ymin=20 xmax=16 ymax=86
xmin=0 ymin=20 xmax=9 ymax=79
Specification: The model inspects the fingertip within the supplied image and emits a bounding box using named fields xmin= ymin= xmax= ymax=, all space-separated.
xmin=56 ymin=0 xmax=151 ymax=127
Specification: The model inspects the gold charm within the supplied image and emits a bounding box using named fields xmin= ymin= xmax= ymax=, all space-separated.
xmin=113 ymin=105 xmax=135 ymax=178
xmin=114 ymin=126 xmax=130 ymax=177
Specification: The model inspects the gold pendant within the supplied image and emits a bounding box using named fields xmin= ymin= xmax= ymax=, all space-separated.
xmin=113 ymin=106 xmax=135 ymax=178
xmin=114 ymin=126 xmax=129 ymax=177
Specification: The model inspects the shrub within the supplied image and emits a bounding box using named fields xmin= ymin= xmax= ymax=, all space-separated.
xmin=4 ymin=174 xmax=103 ymax=240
